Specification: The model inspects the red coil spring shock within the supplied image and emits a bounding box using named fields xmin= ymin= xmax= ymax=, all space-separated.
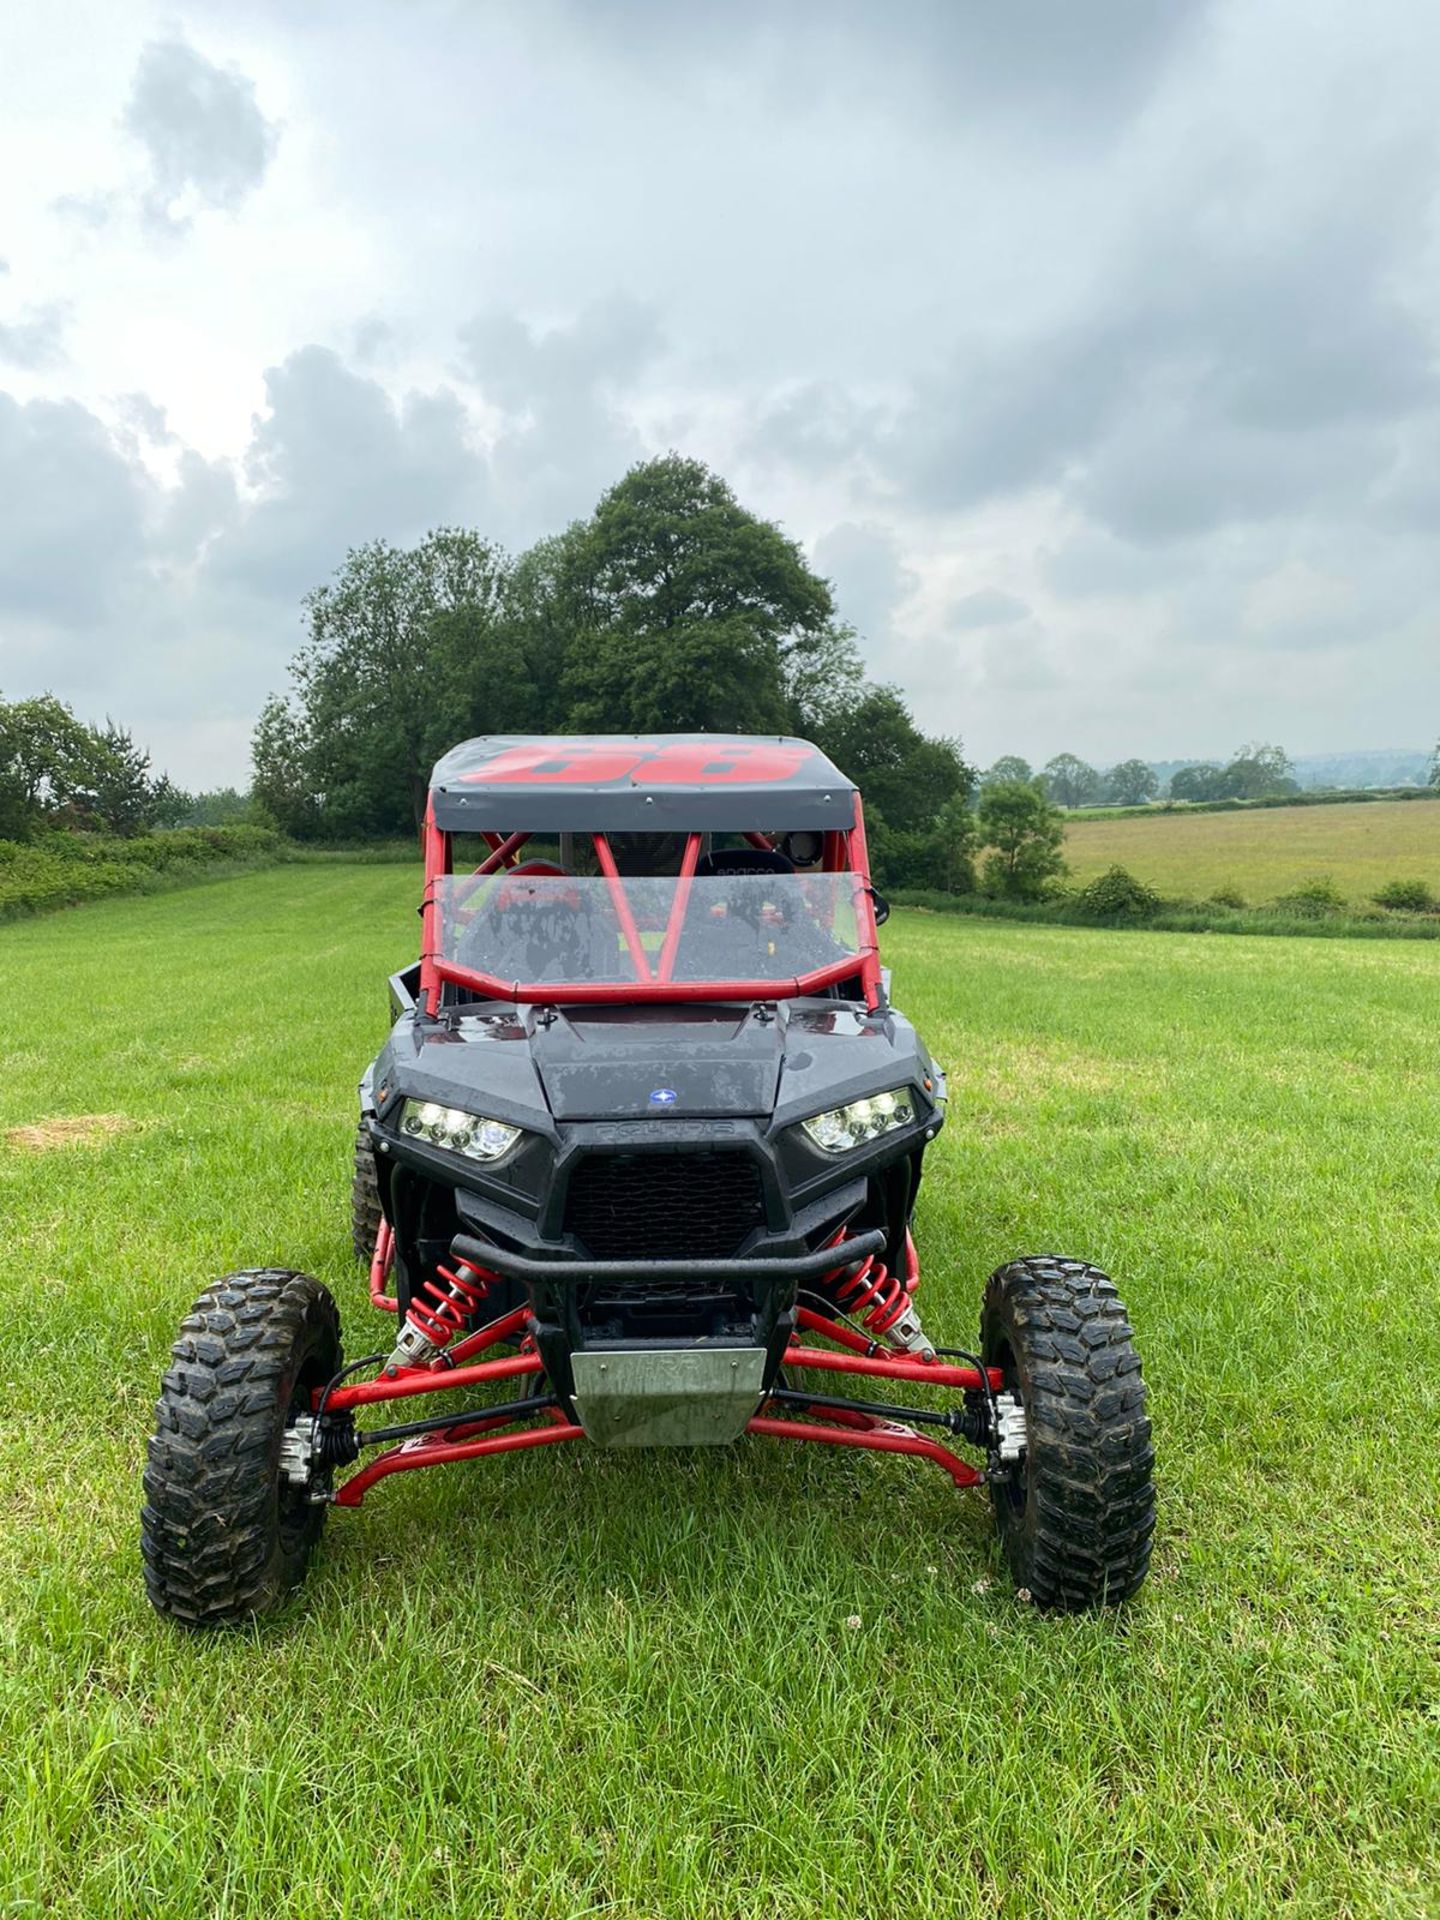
xmin=387 ymin=1253 xmax=499 ymax=1369
xmin=822 ymin=1232 xmax=920 ymax=1339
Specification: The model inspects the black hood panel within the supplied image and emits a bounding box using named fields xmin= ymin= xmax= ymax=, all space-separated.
xmin=528 ymin=1006 xmax=783 ymax=1119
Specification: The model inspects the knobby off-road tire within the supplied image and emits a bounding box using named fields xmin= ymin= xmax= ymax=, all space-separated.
xmin=980 ymin=1256 xmax=1154 ymax=1611
xmin=142 ymin=1269 xmax=342 ymax=1628
xmin=352 ymin=1121 xmax=382 ymax=1263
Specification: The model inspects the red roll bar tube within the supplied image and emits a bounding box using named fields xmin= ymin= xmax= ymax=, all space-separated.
xmin=593 ymin=833 xmax=655 ymax=984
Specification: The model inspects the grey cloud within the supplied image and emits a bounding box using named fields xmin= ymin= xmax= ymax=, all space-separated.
xmin=155 ymin=450 xmax=240 ymax=563
xmin=812 ymin=522 xmax=918 ymax=643
xmin=558 ymin=0 xmax=1210 ymax=134
xmin=950 ymin=589 xmax=1031 ymax=630
xmin=0 ymin=301 xmax=68 ymax=371
xmin=458 ymin=298 xmax=663 ymax=536
xmin=212 ymin=346 xmax=490 ymax=598
xmin=888 ymin=149 xmax=1439 ymax=545
xmin=743 ymin=383 xmax=883 ymax=478
xmin=459 ymin=296 xmax=661 ymax=409
xmin=0 ymin=394 xmax=151 ymax=623
xmin=123 ymin=38 xmax=277 ymax=228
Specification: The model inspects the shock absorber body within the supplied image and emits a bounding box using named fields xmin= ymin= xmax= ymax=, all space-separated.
xmin=818 ymin=1231 xmax=934 ymax=1358
xmin=384 ymin=1253 xmax=497 ymax=1372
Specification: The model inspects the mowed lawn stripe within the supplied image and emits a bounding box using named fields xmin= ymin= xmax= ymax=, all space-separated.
xmin=0 ymin=866 xmax=1436 ymax=1918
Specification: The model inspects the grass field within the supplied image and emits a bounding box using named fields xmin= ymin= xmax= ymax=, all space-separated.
xmin=1063 ymin=796 xmax=1440 ymax=905
xmin=2 ymin=867 xmax=1438 ymax=1918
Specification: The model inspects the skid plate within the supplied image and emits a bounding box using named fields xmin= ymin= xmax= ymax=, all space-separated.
xmin=569 ymin=1347 xmax=767 ymax=1446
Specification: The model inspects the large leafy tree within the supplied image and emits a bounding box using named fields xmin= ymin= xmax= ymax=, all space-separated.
xmin=253 ymin=456 xmax=975 ymax=870
xmin=0 ymin=694 xmax=94 ymax=835
xmin=257 ymin=529 xmax=517 ymax=836
xmin=1042 ymin=752 xmax=1101 ymax=809
xmin=1102 ymin=758 xmax=1160 ymax=807
xmin=981 ymin=754 xmax=1033 ymax=788
xmin=1224 ymin=742 xmax=1297 ymax=799
xmin=555 ymin=455 xmax=835 ymax=733
xmin=1168 ymin=761 xmax=1228 ymax=801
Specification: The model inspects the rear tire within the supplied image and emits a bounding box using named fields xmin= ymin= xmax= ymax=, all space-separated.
xmin=980 ymin=1255 xmax=1154 ymax=1610
xmin=351 ymin=1122 xmax=381 ymax=1263
xmin=141 ymin=1269 xmax=341 ymax=1628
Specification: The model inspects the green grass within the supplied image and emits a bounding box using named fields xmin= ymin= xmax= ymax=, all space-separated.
xmin=2 ymin=866 xmax=1438 ymax=1918
xmin=1063 ymin=796 xmax=1440 ymax=907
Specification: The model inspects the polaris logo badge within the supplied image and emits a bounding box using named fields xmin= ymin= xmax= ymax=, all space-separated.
xmin=649 ymin=1088 xmax=678 ymax=1106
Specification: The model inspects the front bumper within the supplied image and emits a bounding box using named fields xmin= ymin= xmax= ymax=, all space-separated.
xmin=450 ymin=1227 xmax=885 ymax=1289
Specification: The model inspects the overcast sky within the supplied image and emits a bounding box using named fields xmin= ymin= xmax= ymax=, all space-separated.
xmin=2 ymin=0 xmax=1438 ymax=788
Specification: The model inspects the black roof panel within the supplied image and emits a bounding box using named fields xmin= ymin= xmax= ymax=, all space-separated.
xmin=429 ymin=734 xmax=858 ymax=832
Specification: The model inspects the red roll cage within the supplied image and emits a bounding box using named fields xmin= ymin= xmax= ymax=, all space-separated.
xmin=417 ymin=815 xmax=884 ymax=1012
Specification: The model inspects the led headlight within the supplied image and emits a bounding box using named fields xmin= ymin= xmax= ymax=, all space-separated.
xmin=800 ymin=1086 xmax=916 ymax=1154
xmin=399 ymin=1099 xmax=521 ymax=1162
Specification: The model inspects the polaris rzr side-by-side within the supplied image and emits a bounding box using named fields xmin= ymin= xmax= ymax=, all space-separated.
xmin=142 ymin=734 xmax=1154 ymax=1625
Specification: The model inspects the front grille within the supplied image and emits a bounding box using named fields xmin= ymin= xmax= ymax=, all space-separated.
xmin=563 ymin=1150 xmax=765 ymax=1262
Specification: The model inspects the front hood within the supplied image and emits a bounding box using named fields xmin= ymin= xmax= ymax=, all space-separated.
xmin=528 ymin=1005 xmax=784 ymax=1119
xmin=372 ymin=998 xmax=939 ymax=1140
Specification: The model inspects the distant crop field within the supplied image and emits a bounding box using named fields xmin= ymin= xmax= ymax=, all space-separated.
xmin=1 ymin=868 xmax=1437 ymax=1915
xmin=1064 ymin=796 xmax=1440 ymax=905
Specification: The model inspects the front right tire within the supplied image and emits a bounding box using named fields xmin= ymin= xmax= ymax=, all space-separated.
xmin=980 ymin=1255 xmax=1154 ymax=1610
xmin=351 ymin=1121 xmax=382 ymax=1263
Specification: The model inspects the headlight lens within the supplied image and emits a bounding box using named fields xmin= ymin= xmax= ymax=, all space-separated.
xmin=399 ymin=1099 xmax=522 ymax=1161
xmin=800 ymin=1086 xmax=915 ymax=1153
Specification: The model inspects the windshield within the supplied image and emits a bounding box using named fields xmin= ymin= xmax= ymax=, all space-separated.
xmin=435 ymin=871 xmax=864 ymax=990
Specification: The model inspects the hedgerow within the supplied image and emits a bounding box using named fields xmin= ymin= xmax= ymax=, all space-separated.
xmin=0 ymin=825 xmax=284 ymax=920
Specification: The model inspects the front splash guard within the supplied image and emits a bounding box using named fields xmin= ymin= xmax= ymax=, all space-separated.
xmin=569 ymin=1347 xmax=767 ymax=1445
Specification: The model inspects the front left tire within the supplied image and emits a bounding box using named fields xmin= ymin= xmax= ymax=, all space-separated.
xmin=141 ymin=1268 xmax=341 ymax=1628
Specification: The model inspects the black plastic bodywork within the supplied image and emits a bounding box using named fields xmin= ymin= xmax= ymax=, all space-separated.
xmin=362 ymin=994 xmax=946 ymax=1416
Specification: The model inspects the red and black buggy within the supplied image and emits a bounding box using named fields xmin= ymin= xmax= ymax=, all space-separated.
xmin=142 ymin=734 xmax=1154 ymax=1624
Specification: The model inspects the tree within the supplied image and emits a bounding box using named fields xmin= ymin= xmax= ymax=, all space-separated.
xmin=1042 ymin=752 xmax=1100 ymax=809
xmin=66 ymin=721 xmax=156 ymax=835
xmin=0 ymin=693 xmax=96 ymax=836
xmin=782 ymin=620 xmax=866 ymax=741
xmin=1170 ymin=745 xmax=1297 ymax=803
xmin=251 ymin=693 xmax=321 ymax=837
xmin=1223 ymin=742 xmax=1297 ymax=799
xmin=256 ymin=456 xmax=970 ymax=844
xmin=1168 ymin=762 xmax=1228 ymax=802
xmin=981 ymin=754 xmax=1033 ymax=788
xmin=556 ymin=455 xmax=834 ymax=734
xmin=146 ymin=775 xmax=194 ymax=828
xmin=977 ymin=780 xmax=1066 ymax=899
xmin=176 ymin=786 xmax=253 ymax=826
xmin=925 ymin=793 xmax=980 ymax=892
xmin=0 ymin=695 xmax=178 ymax=838
xmin=1430 ymin=741 xmax=1440 ymax=788
xmin=270 ymin=528 xmax=516 ymax=836
xmin=1102 ymin=759 xmax=1159 ymax=807
xmin=817 ymin=685 xmax=973 ymax=835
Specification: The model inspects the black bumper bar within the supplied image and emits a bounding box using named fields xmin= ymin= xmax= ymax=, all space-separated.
xmin=450 ymin=1228 xmax=885 ymax=1288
